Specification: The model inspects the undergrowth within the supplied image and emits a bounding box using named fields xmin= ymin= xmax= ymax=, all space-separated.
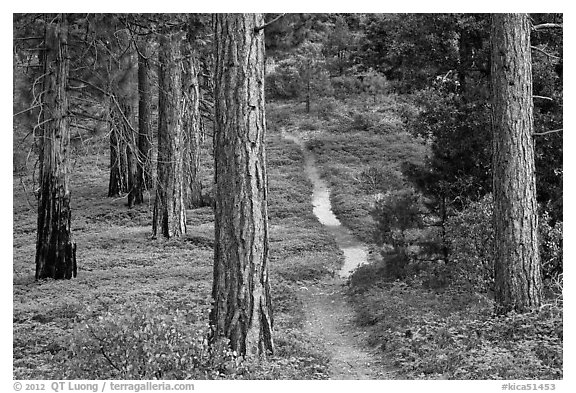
xmin=348 ymin=268 xmax=563 ymax=379
xmin=13 ymin=115 xmax=338 ymax=379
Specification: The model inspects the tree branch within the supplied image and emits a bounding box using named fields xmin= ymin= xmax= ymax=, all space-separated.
xmin=531 ymin=46 xmax=560 ymax=60
xmin=533 ymin=95 xmax=554 ymax=101
xmin=532 ymin=23 xmax=563 ymax=31
xmin=254 ymin=14 xmax=286 ymax=33
xmin=534 ymin=128 xmax=562 ymax=136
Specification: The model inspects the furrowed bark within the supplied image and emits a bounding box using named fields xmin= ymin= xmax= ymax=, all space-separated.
xmin=491 ymin=13 xmax=542 ymax=313
xmin=211 ymin=13 xmax=274 ymax=357
xmin=35 ymin=13 xmax=77 ymax=280
xmin=152 ymin=32 xmax=186 ymax=238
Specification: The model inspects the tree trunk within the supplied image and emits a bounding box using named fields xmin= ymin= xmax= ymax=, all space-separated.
xmin=306 ymin=78 xmax=311 ymax=113
xmin=457 ymin=27 xmax=470 ymax=93
xmin=108 ymin=48 xmax=137 ymax=201
xmin=35 ymin=14 xmax=77 ymax=280
xmin=152 ymin=32 xmax=186 ymax=238
xmin=108 ymin=98 xmax=136 ymax=201
xmin=491 ymin=13 xmax=542 ymax=314
xmin=182 ymin=19 xmax=203 ymax=209
xmin=211 ymin=13 xmax=274 ymax=357
xmin=134 ymin=40 xmax=153 ymax=204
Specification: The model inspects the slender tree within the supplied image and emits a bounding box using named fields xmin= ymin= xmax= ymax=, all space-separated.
xmin=134 ymin=38 xmax=153 ymax=204
xmin=491 ymin=13 xmax=542 ymax=313
xmin=152 ymin=31 xmax=186 ymax=238
xmin=182 ymin=16 xmax=204 ymax=208
xmin=107 ymin=40 xmax=137 ymax=201
xmin=35 ymin=13 xmax=77 ymax=280
xmin=211 ymin=13 xmax=274 ymax=357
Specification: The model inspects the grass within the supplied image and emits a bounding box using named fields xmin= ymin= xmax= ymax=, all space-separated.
xmin=13 ymin=113 xmax=342 ymax=379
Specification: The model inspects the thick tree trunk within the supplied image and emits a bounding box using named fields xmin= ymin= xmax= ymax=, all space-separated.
xmin=134 ymin=40 xmax=153 ymax=204
xmin=152 ymin=32 xmax=186 ymax=238
xmin=182 ymin=22 xmax=203 ymax=209
xmin=491 ymin=13 xmax=542 ymax=314
xmin=211 ymin=13 xmax=274 ymax=357
xmin=35 ymin=14 xmax=77 ymax=280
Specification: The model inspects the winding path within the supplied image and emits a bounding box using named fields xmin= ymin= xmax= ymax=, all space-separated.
xmin=282 ymin=129 xmax=395 ymax=379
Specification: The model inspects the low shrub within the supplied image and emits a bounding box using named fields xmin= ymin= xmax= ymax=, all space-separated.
xmin=330 ymin=75 xmax=363 ymax=99
xmin=539 ymin=210 xmax=563 ymax=280
xmin=349 ymin=277 xmax=563 ymax=379
xmin=62 ymin=302 xmax=236 ymax=379
xmin=349 ymin=110 xmax=381 ymax=132
xmin=445 ymin=195 xmax=494 ymax=292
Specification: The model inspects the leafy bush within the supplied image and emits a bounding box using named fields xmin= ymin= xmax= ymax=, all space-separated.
xmin=349 ymin=109 xmax=381 ymax=131
xmin=445 ymin=194 xmax=494 ymax=292
xmin=266 ymin=62 xmax=302 ymax=99
xmin=445 ymin=194 xmax=563 ymax=291
xmin=372 ymin=189 xmax=424 ymax=250
xmin=63 ymin=303 xmax=239 ymax=379
xmin=539 ymin=210 xmax=563 ymax=280
xmin=330 ymin=75 xmax=363 ymax=98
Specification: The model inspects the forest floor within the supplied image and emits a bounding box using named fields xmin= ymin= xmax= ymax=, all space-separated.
xmin=12 ymin=112 xmax=398 ymax=379
xmin=13 ymin=97 xmax=563 ymax=380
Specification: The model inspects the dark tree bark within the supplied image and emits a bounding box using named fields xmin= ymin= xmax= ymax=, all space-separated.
xmin=491 ymin=13 xmax=542 ymax=314
xmin=134 ymin=39 xmax=153 ymax=204
xmin=35 ymin=14 xmax=77 ymax=280
xmin=211 ymin=13 xmax=274 ymax=357
xmin=152 ymin=32 xmax=186 ymax=238
xmin=182 ymin=18 xmax=203 ymax=208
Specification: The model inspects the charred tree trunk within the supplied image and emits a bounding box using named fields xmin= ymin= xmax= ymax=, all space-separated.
xmin=182 ymin=20 xmax=203 ymax=209
xmin=152 ymin=32 xmax=186 ymax=238
xmin=211 ymin=13 xmax=274 ymax=357
xmin=134 ymin=40 xmax=153 ymax=204
xmin=491 ymin=13 xmax=542 ymax=314
xmin=35 ymin=14 xmax=77 ymax=280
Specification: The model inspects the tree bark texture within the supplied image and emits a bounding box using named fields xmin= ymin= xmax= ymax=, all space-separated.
xmin=134 ymin=40 xmax=153 ymax=204
xmin=35 ymin=14 xmax=77 ymax=280
xmin=152 ymin=33 xmax=186 ymax=238
xmin=182 ymin=21 xmax=203 ymax=209
xmin=211 ymin=13 xmax=274 ymax=357
xmin=491 ymin=13 xmax=542 ymax=313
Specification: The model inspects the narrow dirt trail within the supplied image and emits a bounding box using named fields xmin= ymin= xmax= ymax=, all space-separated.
xmin=283 ymin=128 xmax=395 ymax=379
